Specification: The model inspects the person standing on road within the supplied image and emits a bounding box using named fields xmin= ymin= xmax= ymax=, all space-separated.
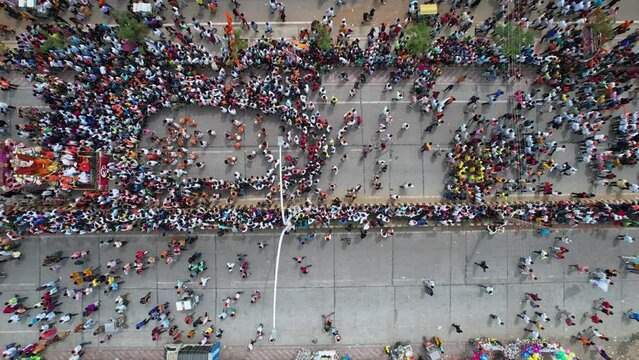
xmin=534 ymin=311 xmax=551 ymax=322
xmin=362 ymin=11 xmax=370 ymax=23
xmin=624 ymin=309 xmax=639 ymax=322
xmin=523 ymin=327 xmax=540 ymax=340
xmin=490 ymin=314 xmax=504 ymax=326
xmin=532 ymin=249 xmax=548 ymax=260
xmin=325 ymin=6 xmax=335 ymax=19
xmin=616 ymin=234 xmax=634 ymax=243
xmin=479 ymin=284 xmax=494 ymax=294
xmin=0 ymin=101 xmax=16 ymax=114
xmin=569 ymin=264 xmax=590 ymax=273
xmin=483 ymin=95 xmax=497 ymax=106
xmin=524 ymin=293 xmax=541 ymax=308
xmin=474 ymin=260 xmax=489 ymax=272
xmin=59 ymin=313 xmax=79 ymax=324
xmin=72 ymin=341 xmax=91 ymax=355
xmin=300 ymin=264 xmax=312 ymax=274
xmin=517 ymin=311 xmax=531 ymax=324
xmin=247 ymin=338 xmax=257 ymax=351
xmin=277 ymin=2 xmax=286 ymax=21
xmin=424 ymin=280 xmax=435 ymax=296
xmin=585 ymin=312 xmax=604 ymax=324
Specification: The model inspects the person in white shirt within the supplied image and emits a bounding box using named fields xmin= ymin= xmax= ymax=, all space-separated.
xmin=0 ymin=101 xmax=15 ymax=113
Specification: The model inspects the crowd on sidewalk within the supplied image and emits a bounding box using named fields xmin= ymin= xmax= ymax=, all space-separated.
xmin=2 ymin=198 xmax=639 ymax=236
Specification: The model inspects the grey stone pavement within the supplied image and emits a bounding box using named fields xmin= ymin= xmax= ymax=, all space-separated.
xmin=1 ymin=227 xmax=638 ymax=359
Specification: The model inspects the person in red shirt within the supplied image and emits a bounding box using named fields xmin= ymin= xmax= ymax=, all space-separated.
xmin=600 ymin=299 xmax=614 ymax=309
xmin=573 ymin=334 xmax=594 ymax=347
xmin=599 ymin=307 xmax=614 ymax=316
xmin=614 ymin=20 xmax=632 ymax=35
xmin=589 ymin=313 xmax=604 ymax=324
xmin=0 ymin=77 xmax=17 ymax=90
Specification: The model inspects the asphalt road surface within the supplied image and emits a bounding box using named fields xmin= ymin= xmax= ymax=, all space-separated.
xmin=0 ymin=227 xmax=638 ymax=359
xmin=2 ymin=66 xmax=639 ymax=203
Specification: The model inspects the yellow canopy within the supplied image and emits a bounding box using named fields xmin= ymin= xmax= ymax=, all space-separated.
xmin=419 ymin=4 xmax=438 ymax=15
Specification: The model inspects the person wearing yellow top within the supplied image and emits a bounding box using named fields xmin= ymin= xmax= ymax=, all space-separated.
xmin=542 ymin=159 xmax=554 ymax=170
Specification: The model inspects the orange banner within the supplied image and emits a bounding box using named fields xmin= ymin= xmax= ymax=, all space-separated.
xmin=225 ymin=11 xmax=233 ymax=36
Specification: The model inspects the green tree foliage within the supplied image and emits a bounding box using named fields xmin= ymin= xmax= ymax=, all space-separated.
xmin=38 ymin=34 xmax=66 ymax=53
xmin=228 ymin=29 xmax=248 ymax=61
xmin=112 ymin=11 xmax=148 ymax=44
xmin=590 ymin=12 xmax=614 ymax=43
xmin=314 ymin=25 xmax=332 ymax=51
xmin=233 ymin=29 xmax=248 ymax=52
xmin=492 ymin=23 xmax=535 ymax=58
xmin=404 ymin=22 xmax=433 ymax=57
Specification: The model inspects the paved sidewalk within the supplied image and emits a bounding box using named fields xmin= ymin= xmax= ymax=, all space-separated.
xmin=33 ymin=338 xmax=639 ymax=360
xmin=42 ymin=345 xmax=387 ymax=360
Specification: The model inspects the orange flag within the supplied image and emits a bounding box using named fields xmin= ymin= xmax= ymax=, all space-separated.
xmin=225 ymin=11 xmax=234 ymax=36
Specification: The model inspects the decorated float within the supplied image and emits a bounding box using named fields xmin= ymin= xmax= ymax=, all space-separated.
xmin=1 ymin=139 xmax=108 ymax=193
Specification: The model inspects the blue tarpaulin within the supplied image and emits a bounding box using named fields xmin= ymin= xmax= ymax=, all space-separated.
xmin=210 ymin=342 xmax=221 ymax=360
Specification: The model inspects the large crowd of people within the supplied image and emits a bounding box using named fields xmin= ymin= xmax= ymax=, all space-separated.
xmin=0 ymin=0 xmax=635 ymax=236
xmin=0 ymin=0 xmax=637 ymax=358
xmin=2 ymin=199 xmax=639 ymax=236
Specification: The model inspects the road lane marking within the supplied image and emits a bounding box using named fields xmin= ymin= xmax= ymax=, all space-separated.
xmin=323 ymin=100 xmax=508 ymax=104
xmin=322 ymin=82 xmax=514 ymax=86
xmin=193 ymin=149 xmax=236 ymax=154
xmin=0 ymin=283 xmax=37 ymax=286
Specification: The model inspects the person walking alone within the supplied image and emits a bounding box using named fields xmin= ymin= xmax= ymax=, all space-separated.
xmin=490 ymin=314 xmax=504 ymax=325
xmin=474 ymin=260 xmax=489 ymax=272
